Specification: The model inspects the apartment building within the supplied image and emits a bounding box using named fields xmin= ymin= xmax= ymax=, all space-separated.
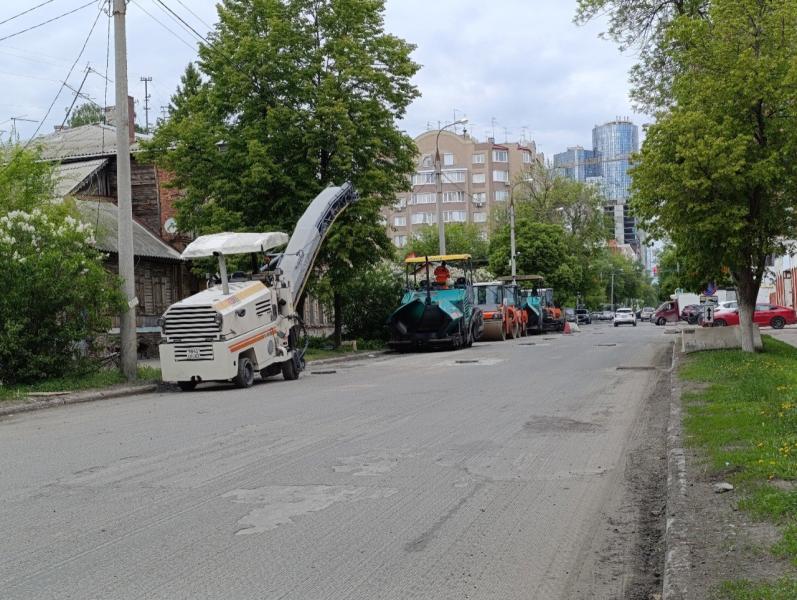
xmin=386 ymin=130 xmax=544 ymax=249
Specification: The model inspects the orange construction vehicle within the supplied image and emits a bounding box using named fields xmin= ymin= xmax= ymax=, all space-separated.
xmin=473 ymin=282 xmax=527 ymax=341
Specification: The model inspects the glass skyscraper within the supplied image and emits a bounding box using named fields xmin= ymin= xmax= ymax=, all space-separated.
xmin=554 ymin=118 xmax=641 ymax=255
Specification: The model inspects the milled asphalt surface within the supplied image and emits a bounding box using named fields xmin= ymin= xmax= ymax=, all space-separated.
xmin=0 ymin=322 xmax=668 ymax=599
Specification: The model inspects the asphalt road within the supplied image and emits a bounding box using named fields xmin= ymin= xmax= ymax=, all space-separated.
xmin=0 ymin=322 xmax=670 ymax=599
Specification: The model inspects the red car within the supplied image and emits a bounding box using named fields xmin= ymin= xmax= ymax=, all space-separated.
xmin=711 ymin=304 xmax=797 ymax=329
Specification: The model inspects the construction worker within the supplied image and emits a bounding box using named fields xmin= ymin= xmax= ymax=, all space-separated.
xmin=434 ymin=261 xmax=450 ymax=287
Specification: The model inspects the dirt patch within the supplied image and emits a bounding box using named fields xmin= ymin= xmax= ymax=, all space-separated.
xmin=565 ymin=349 xmax=671 ymax=599
xmin=680 ymin=450 xmax=796 ymax=597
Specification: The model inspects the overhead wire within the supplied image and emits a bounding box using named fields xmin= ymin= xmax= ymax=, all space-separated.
xmin=0 ymin=0 xmax=97 ymax=43
xmin=129 ymin=0 xmax=196 ymax=51
xmin=0 ymin=0 xmax=60 ymax=27
xmin=0 ymin=2 xmax=105 ymax=174
xmin=173 ymin=0 xmax=212 ymax=30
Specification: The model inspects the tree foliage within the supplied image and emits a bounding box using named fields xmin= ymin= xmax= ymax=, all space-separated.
xmin=632 ymin=0 xmax=797 ymax=350
xmin=406 ymin=223 xmax=489 ymax=263
xmin=145 ymin=0 xmax=419 ymax=344
xmin=574 ymin=0 xmax=708 ymax=111
xmin=67 ymin=103 xmax=105 ymax=128
xmin=0 ymin=146 xmax=124 ymax=384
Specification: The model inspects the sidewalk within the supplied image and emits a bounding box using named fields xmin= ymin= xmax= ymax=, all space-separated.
xmin=766 ymin=325 xmax=797 ymax=348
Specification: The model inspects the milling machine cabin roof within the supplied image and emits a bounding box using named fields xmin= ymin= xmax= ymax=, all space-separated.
xmin=404 ymin=254 xmax=472 ymax=264
xmin=181 ymin=232 xmax=290 ymax=259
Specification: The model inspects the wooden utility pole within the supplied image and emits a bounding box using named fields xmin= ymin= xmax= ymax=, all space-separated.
xmin=113 ymin=0 xmax=137 ymax=380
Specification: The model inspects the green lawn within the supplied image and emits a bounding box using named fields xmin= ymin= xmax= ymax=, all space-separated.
xmin=0 ymin=366 xmax=161 ymax=402
xmin=681 ymin=336 xmax=797 ymax=596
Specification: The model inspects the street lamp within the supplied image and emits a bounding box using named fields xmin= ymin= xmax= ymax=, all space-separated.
xmin=435 ymin=117 xmax=468 ymax=254
xmin=508 ymin=177 xmax=534 ymax=282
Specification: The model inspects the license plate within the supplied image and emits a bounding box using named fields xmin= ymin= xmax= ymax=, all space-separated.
xmin=186 ymin=347 xmax=202 ymax=360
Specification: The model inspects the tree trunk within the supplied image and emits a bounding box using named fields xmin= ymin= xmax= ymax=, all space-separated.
xmin=736 ymin=272 xmax=758 ymax=353
xmin=332 ymin=290 xmax=343 ymax=348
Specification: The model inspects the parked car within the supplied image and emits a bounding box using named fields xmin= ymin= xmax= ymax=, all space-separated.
xmin=614 ymin=307 xmax=637 ymax=327
xmin=711 ymin=304 xmax=797 ymax=329
xmin=680 ymin=304 xmax=703 ymax=323
xmin=564 ymin=307 xmax=577 ymax=323
xmin=600 ymin=309 xmax=615 ymax=320
xmin=575 ymin=308 xmax=591 ymax=324
xmin=639 ymin=307 xmax=656 ymax=321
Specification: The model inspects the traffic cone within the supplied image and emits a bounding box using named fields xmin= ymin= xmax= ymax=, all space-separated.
xmin=563 ymin=320 xmax=572 ymax=334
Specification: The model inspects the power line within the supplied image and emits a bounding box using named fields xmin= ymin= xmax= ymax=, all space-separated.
xmin=0 ymin=0 xmax=96 ymax=43
xmin=0 ymin=0 xmax=60 ymax=27
xmin=0 ymin=2 xmax=104 ymax=171
xmin=173 ymin=0 xmax=213 ymax=30
xmin=129 ymin=0 xmax=196 ymax=51
xmin=153 ymin=0 xmax=210 ymax=45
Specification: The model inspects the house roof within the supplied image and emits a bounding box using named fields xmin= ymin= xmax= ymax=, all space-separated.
xmin=74 ymin=200 xmax=182 ymax=261
xmin=53 ymin=158 xmax=108 ymax=198
xmin=35 ymin=124 xmax=152 ymax=161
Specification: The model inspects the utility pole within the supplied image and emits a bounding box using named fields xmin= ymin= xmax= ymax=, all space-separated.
xmin=611 ymin=272 xmax=615 ymax=312
xmin=114 ymin=0 xmax=137 ymax=380
xmin=434 ymin=117 xmax=468 ymax=255
xmin=140 ymin=76 xmax=152 ymax=133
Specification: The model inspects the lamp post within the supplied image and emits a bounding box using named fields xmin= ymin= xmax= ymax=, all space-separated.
xmin=508 ymin=177 xmax=534 ymax=282
xmin=435 ymin=117 xmax=468 ymax=254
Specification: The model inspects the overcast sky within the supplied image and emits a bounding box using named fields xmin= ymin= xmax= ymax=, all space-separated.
xmin=0 ymin=0 xmax=646 ymax=158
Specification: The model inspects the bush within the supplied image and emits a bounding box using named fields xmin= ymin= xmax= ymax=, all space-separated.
xmin=0 ymin=207 xmax=124 ymax=385
xmin=338 ymin=262 xmax=404 ymax=341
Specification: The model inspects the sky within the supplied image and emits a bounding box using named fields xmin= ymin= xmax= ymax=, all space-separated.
xmin=0 ymin=0 xmax=646 ymax=158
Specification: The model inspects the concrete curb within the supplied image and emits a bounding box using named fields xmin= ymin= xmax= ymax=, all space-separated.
xmin=306 ymin=350 xmax=390 ymax=367
xmin=663 ymin=343 xmax=691 ymax=599
xmin=0 ymin=383 xmax=159 ymax=418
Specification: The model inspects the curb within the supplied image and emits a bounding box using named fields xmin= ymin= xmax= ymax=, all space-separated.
xmin=0 ymin=383 xmax=159 ymax=418
xmin=306 ymin=350 xmax=389 ymax=367
xmin=663 ymin=343 xmax=691 ymax=599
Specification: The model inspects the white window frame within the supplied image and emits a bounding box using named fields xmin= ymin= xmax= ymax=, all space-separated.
xmin=393 ymin=216 xmax=406 ymax=227
xmin=495 ymin=190 xmax=509 ymax=202
xmin=493 ymin=170 xmax=509 ymax=183
xmin=473 ymin=212 xmax=487 ymax=223
xmin=443 ymin=211 xmax=467 ymax=223
xmin=411 ymin=212 xmax=437 ymax=225
xmin=443 ymin=191 xmax=465 ymax=203
xmin=472 ymin=153 xmax=485 ymax=164
xmin=393 ymin=235 xmax=407 ymax=248
xmin=443 ymin=152 xmax=454 ymax=166
xmin=411 ymin=193 xmax=436 ymax=205
xmin=442 ymin=169 xmax=466 ymax=183
xmin=412 ymin=171 xmax=435 ymax=186
xmin=472 ymin=192 xmax=486 ymax=205
xmin=472 ymin=173 xmax=486 ymax=184
xmin=492 ymin=150 xmax=508 ymax=162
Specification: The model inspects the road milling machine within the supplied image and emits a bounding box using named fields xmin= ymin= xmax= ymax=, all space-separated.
xmin=158 ymin=184 xmax=357 ymax=390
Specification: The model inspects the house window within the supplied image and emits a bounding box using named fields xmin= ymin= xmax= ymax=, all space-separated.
xmin=442 ymin=170 xmax=465 ymax=183
xmin=472 ymin=153 xmax=485 ymax=164
xmin=412 ymin=172 xmax=435 ymax=185
xmin=472 ymin=173 xmax=485 ymax=184
xmin=479 ymin=230 xmax=488 ymax=241
xmin=443 ymin=153 xmax=454 ymax=166
xmin=443 ymin=191 xmax=465 ymax=203
xmin=493 ymin=170 xmax=509 ymax=183
xmin=393 ymin=216 xmax=406 ymax=227
xmin=393 ymin=235 xmax=407 ymax=248
xmin=411 ymin=212 xmax=436 ymax=225
xmin=495 ymin=190 xmax=509 ymax=202
xmin=492 ymin=150 xmax=508 ymax=162
xmin=473 ymin=212 xmax=487 ymax=223
xmin=523 ymin=151 xmax=532 ymax=164
xmin=472 ymin=192 xmax=486 ymax=205
xmin=411 ymin=193 xmax=435 ymax=205
xmin=394 ymin=197 xmax=406 ymax=209
xmin=421 ymin=154 xmax=433 ymax=168
xmin=443 ymin=211 xmax=467 ymax=223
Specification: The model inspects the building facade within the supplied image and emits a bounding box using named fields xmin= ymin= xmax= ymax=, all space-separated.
xmin=385 ymin=130 xmax=544 ymax=249
xmin=553 ymin=118 xmax=642 ymax=258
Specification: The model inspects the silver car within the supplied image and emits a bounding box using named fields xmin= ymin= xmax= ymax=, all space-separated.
xmin=613 ymin=307 xmax=637 ymax=327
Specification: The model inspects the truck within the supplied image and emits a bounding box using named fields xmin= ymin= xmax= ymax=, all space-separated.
xmin=652 ymin=292 xmax=700 ymax=325
xmin=387 ymin=254 xmax=482 ymax=350
xmin=158 ymin=183 xmax=357 ymax=390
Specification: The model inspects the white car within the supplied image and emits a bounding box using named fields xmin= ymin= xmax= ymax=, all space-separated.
xmin=613 ymin=307 xmax=637 ymax=327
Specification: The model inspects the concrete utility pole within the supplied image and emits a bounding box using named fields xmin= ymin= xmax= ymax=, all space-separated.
xmin=114 ymin=0 xmax=137 ymax=380
xmin=140 ymin=76 xmax=152 ymax=133
xmin=434 ymin=117 xmax=468 ymax=255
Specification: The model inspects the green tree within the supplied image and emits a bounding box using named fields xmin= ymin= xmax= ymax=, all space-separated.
xmin=67 ymin=103 xmax=104 ymax=128
xmin=632 ymin=0 xmax=797 ymax=351
xmin=0 ymin=145 xmax=124 ymax=384
xmin=145 ymin=0 xmax=419 ymax=346
xmin=575 ymin=0 xmax=708 ymax=111
xmin=406 ymin=223 xmax=489 ymax=263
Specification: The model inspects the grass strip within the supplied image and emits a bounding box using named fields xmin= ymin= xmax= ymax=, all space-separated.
xmin=680 ymin=336 xmax=797 ymax=594
xmin=0 ymin=366 xmax=161 ymax=402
